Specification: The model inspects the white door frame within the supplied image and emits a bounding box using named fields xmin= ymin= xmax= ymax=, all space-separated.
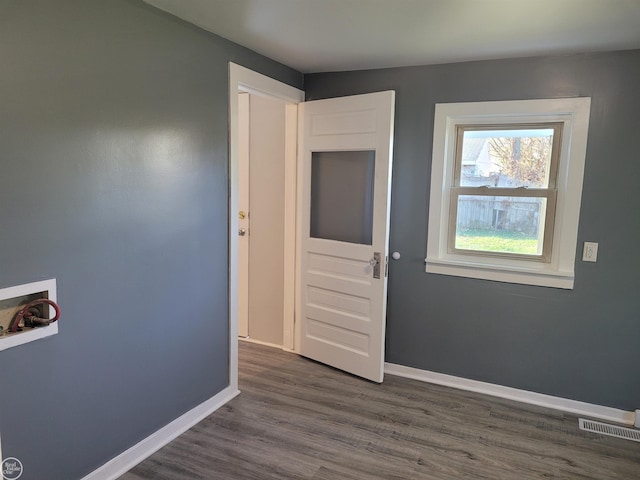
xmin=228 ymin=63 xmax=304 ymax=391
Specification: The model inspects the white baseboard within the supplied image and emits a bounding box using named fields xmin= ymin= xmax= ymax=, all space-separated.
xmin=81 ymin=386 xmax=240 ymax=480
xmin=384 ymin=363 xmax=635 ymax=426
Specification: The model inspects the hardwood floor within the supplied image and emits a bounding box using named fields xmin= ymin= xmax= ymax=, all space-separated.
xmin=121 ymin=342 xmax=640 ymax=479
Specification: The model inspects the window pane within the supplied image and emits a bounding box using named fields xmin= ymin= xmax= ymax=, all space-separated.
xmin=310 ymin=151 xmax=375 ymax=245
xmin=454 ymin=195 xmax=547 ymax=256
xmin=459 ymin=128 xmax=555 ymax=188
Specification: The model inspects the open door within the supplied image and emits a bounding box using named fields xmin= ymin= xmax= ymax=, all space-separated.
xmin=297 ymin=91 xmax=395 ymax=383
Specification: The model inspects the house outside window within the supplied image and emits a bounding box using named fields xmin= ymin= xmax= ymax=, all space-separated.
xmin=426 ymin=98 xmax=591 ymax=289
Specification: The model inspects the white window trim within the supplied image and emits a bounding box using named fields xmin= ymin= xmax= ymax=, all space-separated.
xmin=426 ymin=98 xmax=591 ymax=289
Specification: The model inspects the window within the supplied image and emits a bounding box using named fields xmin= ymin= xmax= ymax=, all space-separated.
xmin=450 ymin=123 xmax=562 ymax=262
xmin=426 ymin=98 xmax=591 ymax=289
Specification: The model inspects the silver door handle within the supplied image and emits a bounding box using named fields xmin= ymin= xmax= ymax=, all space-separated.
xmin=369 ymin=257 xmax=379 ymax=267
xmin=238 ymin=228 xmax=246 ymax=236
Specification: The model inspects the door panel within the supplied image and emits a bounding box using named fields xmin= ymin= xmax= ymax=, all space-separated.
xmin=310 ymin=150 xmax=375 ymax=244
xmin=298 ymin=91 xmax=395 ymax=382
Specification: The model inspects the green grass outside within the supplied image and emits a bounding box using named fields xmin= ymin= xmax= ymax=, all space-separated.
xmin=455 ymin=228 xmax=539 ymax=255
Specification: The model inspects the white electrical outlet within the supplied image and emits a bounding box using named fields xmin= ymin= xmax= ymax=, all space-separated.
xmin=582 ymin=242 xmax=598 ymax=262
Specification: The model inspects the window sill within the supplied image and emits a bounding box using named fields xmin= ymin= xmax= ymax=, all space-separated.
xmin=425 ymin=257 xmax=574 ymax=289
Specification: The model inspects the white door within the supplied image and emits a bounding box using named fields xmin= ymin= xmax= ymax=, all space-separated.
xmin=298 ymin=91 xmax=395 ymax=383
xmin=237 ymin=92 xmax=250 ymax=338
xmin=240 ymin=93 xmax=288 ymax=346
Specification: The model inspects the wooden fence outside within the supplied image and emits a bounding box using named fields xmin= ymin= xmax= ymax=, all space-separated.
xmin=456 ymin=196 xmax=543 ymax=236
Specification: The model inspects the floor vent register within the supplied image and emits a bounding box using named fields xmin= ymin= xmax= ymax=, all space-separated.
xmin=579 ymin=418 xmax=640 ymax=443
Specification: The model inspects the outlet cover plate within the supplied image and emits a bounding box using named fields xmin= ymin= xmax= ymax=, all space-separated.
xmin=582 ymin=242 xmax=598 ymax=262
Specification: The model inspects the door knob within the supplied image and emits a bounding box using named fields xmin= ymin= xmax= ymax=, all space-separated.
xmin=369 ymin=257 xmax=379 ymax=267
xmin=238 ymin=228 xmax=246 ymax=236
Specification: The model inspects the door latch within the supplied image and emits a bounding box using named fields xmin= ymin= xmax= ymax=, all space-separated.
xmin=372 ymin=252 xmax=382 ymax=279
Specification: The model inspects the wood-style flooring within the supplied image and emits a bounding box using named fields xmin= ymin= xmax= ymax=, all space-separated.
xmin=121 ymin=342 xmax=640 ymax=479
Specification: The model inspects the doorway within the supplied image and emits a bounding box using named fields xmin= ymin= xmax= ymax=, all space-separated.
xmin=229 ymin=63 xmax=395 ymax=387
xmin=237 ymin=92 xmax=287 ymax=348
xmin=228 ymin=63 xmax=304 ymax=392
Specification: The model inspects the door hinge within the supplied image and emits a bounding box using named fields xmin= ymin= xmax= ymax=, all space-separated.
xmin=385 ymin=255 xmax=389 ymax=277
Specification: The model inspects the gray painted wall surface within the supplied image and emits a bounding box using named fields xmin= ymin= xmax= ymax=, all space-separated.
xmin=305 ymin=51 xmax=640 ymax=411
xmin=0 ymin=1 xmax=301 ymax=479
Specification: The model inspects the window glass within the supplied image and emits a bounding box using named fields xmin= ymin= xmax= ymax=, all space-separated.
xmin=451 ymin=124 xmax=561 ymax=261
xmin=453 ymin=195 xmax=547 ymax=256
xmin=458 ymin=127 xmax=556 ymax=188
xmin=310 ymin=150 xmax=375 ymax=245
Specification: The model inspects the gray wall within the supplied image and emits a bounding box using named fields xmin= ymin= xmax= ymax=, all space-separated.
xmin=0 ymin=1 xmax=301 ymax=479
xmin=305 ymin=50 xmax=640 ymax=411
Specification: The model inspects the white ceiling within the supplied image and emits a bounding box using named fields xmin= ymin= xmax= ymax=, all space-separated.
xmin=144 ymin=0 xmax=640 ymax=73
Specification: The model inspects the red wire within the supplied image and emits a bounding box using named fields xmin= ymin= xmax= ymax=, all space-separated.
xmin=9 ymin=299 xmax=61 ymax=333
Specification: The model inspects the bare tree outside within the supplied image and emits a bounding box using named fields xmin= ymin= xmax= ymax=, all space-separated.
xmin=488 ymin=135 xmax=553 ymax=187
